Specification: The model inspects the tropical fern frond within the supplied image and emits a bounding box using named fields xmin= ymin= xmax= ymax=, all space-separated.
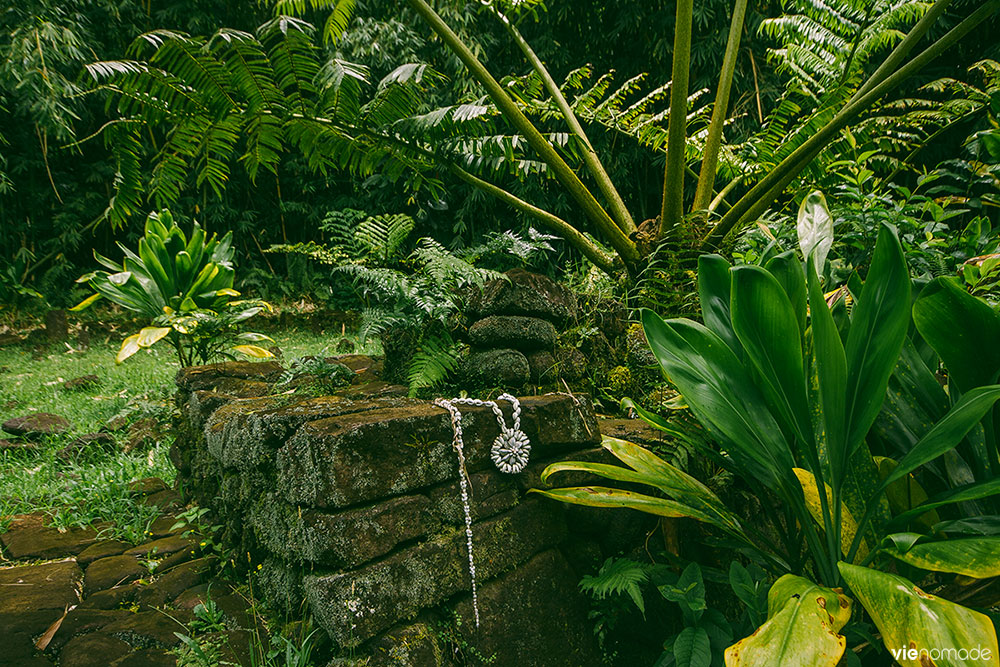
xmin=579 ymin=557 xmax=652 ymax=615
xmin=406 ymin=332 xmax=462 ymax=396
xmin=355 ymin=213 xmax=415 ymax=261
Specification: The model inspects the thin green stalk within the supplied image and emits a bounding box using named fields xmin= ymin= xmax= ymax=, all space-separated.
xmin=704 ymin=1 xmax=1000 ymax=247
xmin=692 ymin=0 xmax=748 ymax=212
xmin=659 ymin=0 xmax=694 ymax=239
xmin=406 ymin=0 xmax=639 ymax=265
xmin=446 ymin=162 xmax=617 ymax=273
xmin=708 ymin=173 xmax=742 ymax=213
xmin=488 ymin=7 xmax=636 ymax=237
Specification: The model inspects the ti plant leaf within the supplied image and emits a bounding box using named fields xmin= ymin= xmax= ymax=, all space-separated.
xmin=884 ymin=535 xmax=1000 ymax=578
xmin=724 ymin=575 xmax=850 ymax=667
xmin=535 ymin=436 xmax=745 ymax=538
xmin=839 ymin=562 xmax=999 ymax=667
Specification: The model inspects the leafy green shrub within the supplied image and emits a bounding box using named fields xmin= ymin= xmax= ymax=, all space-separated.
xmin=539 ymin=223 xmax=1000 ymax=663
xmin=270 ymin=210 xmax=504 ymax=395
xmin=73 ymin=209 xmax=273 ymax=366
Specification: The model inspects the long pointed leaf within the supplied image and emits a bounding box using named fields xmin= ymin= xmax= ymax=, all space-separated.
xmin=843 ymin=225 xmax=910 ymax=457
xmin=731 ymin=265 xmax=814 ymax=448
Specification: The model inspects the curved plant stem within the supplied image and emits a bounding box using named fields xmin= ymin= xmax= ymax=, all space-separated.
xmin=488 ymin=7 xmax=636 ymax=237
xmin=692 ymin=0 xmax=748 ymax=213
xmin=406 ymin=0 xmax=639 ymax=266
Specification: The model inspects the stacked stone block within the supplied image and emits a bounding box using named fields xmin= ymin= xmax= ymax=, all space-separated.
xmin=172 ymin=361 xmax=627 ymax=666
xmin=462 ymin=269 xmax=578 ymax=387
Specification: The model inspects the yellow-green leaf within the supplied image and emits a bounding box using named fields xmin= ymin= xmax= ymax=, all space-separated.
xmin=885 ymin=537 xmax=1000 ymax=578
xmin=839 ymin=562 xmax=999 ymax=667
xmin=793 ymin=468 xmax=867 ymax=560
xmin=137 ymin=327 xmax=171 ymax=348
xmin=116 ymin=334 xmax=142 ymax=364
xmin=232 ymin=344 xmax=274 ymax=359
xmin=531 ymin=487 xmax=723 ymax=523
xmin=875 ymin=456 xmax=940 ymax=530
xmin=724 ymin=574 xmax=850 ymax=667
xmin=216 ymin=287 xmax=240 ymax=296
xmin=70 ymin=293 xmax=102 ymax=311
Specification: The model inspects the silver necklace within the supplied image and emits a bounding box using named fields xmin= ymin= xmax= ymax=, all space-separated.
xmin=433 ymin=393 xmax=531 ymax=627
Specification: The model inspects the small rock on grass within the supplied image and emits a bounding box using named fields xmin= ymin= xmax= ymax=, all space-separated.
xmin=0 ymin=515 xmax=100 ymax=559
xmin=127 ymin=477 xmax=168 ymax=497
xmin=0 ymin=438 xmax=39 ymax=452
xmin=2 ymin=412 xmax=71 ymax=438
xmin=58 ymin=433 xmax=117 ymax=460
xmin=62 ymin=375 xmax=100 ymax=391
xmin=77 ymin=539 xmax=131 ymax=566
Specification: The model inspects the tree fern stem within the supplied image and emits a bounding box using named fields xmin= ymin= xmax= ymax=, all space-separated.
xmin=703 ymin=0 xmax=999 ymax=247
xmin=446 ymin=162 xmax=617 ymax=274
xmin=659 ymin=0 xmax=694 ymax=239
xmin=406 ymin=0 xmax=639 ymax=265
xmin=692 ymin=0 xmax=748 ymax=213
xmin=491 ymin=7 xmax=637 ymax=236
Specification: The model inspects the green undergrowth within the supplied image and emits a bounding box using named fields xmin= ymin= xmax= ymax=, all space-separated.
xmin=0 ymin=328 xmax=373 ymax=543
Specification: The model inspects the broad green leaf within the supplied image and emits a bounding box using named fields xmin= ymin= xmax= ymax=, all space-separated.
xmin=793 ymin=468 xmax=867 ymax=560
xmin=661 ymin=563 xmax=707 ymax=614
xmin=216 ymin=287 xmax=241 ymax=297
xmin=724 ymin=575 xmax=849 ymax=667
xmin=108 ymin=271 xmax=132 ymax=285
xmin=764 ymin=251 xmax=807 ymax=336
xmin=236 ymin=332 xmax=274 ymax=343
xmin=885 ymin=536 xmax=1000 ymax=578
xmin=602 ymin=436 xmax=740 ymax=529
xmin=913 ymin=276 xmax=1000 ymax=393
xmin=137 ymin=326 xmax=171 ymax=348
xmin=698 ymin=254 xmax=742 ymax=356
xmin=641 ymin=310 xmax=795 ymax=493
xmin=731 ymin=265 xmax=814 ymax=449
xmin=889 ymin=478 xmax=1000 ymax=528
xmin=69 ymin=293 xmax=102 ymax=311
xmin=839 ymin=562 xmax=999 ymax=667
xmin=797 ymin=191 xmax=833 ymax=277
xmin=884 ymin=385 xmax=1000 ymax=487
xmin=531 ymin=487 xmax=726 ymax=523
xmin=843 ymin=225 xmax=910 ymax=458
xmin=674 ymin=626 xmax=712 ymax=667
xmin=934 ymin=516 xmax=1000 ymax=536
xmin=807 ymin=254 xmax=847 ymax=481
xmin=116 ymin=334 xmax=142 ymax=364
xmin=232 ymin=344 xmax=274 ymax=358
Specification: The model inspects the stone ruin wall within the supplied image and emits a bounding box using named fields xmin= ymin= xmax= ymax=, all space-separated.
xmin=172 ymin=361 xmax=644 ymax=666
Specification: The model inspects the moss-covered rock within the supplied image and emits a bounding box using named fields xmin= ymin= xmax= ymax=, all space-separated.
xmin=462 ymin=348 xmax=530 ymax=389
xmin=451 ymin=549 xmax=602 ymax=667
xmin=466 ymin=269 xmax=577 ymax=326
xmin=249 ymin=494 xmax=439 ymax=568
xmin=468 ymin=316 xmax=557 ymax=352
xmin=276 ymin=395 xmax=599 ymax=509
xmin=303 ymin=499 xmax=566 ymax=647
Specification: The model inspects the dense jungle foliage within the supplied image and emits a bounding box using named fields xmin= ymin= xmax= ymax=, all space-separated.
xmin=4 ymin=0 xmax=1000 ymax=665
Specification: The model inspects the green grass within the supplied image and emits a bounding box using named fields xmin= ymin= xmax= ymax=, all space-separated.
xmin=0 ymin=328 xmax=377 ymax=542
